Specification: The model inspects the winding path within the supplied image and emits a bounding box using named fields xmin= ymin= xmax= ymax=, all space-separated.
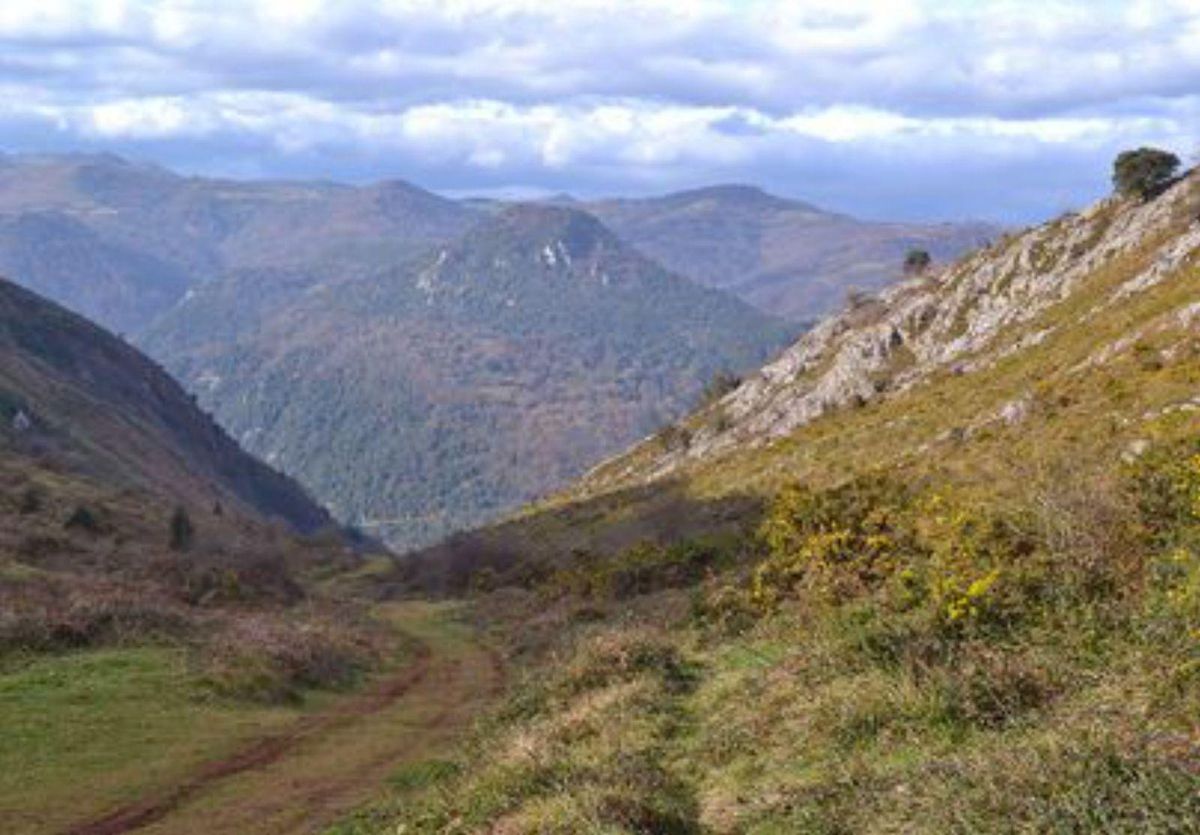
xmin=64 ymin=602 xmax=503 ymax=835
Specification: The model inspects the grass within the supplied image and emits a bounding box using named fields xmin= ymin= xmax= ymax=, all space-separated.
xmin=0 ymin=646 xmax=305 ymax=834
xmin=0 ymin=601 xmax=492 ymax=835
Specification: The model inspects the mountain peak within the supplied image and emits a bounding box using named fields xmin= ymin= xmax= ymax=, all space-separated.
xmin=665 ymin=183 xmax=819 ymax=212
xmin=470 ymin=203 xmax=617 ymax=262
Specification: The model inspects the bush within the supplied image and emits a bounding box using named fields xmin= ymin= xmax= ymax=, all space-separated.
xmin=903 ymin=248 xmax=932 ymax=276
xmin=1112 ymin=147 xmax=1181 ymax=200
xmin=0 ymin=585 xmax=191 ymax=656
xmin=169 ymin=506 xmax=194 ymax=551
xmin=63 ymin=505 xmax=101 ymax=533
xmin=699 ymin=370 xmax=742 ymax=407
xmin=655 ymin=423 xmax=692 ymax=453
xmin=551 ymin=540 xmax=729 ymax=602
xmin=559 ymin=627 xmax=697 ymax=696
xmin=199 ymin=612 xmax=382 ymax=703
xmin=753 ymin=476 xmax=916 ymax=606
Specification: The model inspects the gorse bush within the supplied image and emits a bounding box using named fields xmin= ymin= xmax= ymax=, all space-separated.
xmin=547 ymin=539 xmax=733 ymax=602
xmin=752 ymin=475 xmax=919 ymax=607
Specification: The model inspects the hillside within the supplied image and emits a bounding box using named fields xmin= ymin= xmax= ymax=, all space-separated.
xmin=584 ymin=184 xmax=997 ymax=321
xmin=0 ymin=278 xmax=449 ymax=835
xmin=340 ymin=170 xmax=1200 ymax=833
xmin=0 ymin=153 xmax=476 ymax=333
xmin=144 ymin=205 xmax=794 ymax=549
xmin=0 ymin=276 xmax=333 ymax=533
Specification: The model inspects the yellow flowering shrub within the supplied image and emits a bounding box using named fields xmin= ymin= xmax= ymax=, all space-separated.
xmin=1129 ymin=439 xmax=1200 ymax=548
xmin=752 ymin=476 xmax=917 ymax=608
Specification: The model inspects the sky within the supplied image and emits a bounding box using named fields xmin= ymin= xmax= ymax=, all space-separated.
xmin=0 ymin=0 xmax=1197 ymax=222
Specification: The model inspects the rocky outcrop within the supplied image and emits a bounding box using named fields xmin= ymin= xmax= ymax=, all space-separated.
xmin=593 ymin=170 xmax=1200 ymax=485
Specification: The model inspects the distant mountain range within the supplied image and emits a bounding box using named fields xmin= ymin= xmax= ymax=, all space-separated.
xmin=0 ymin=153 xmax=994 ymax=331
xmin=144 ymin=205 xmax=792 ymax=547
xmin=0 ymin=153 xmax=475 ymax=333
xmin=579 ymin=184 xmax=998 ymax=320
xmin=0 ymin=152 xmax=994 ymax=546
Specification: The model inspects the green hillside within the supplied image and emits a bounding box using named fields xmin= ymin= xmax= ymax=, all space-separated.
xmin=336 ymin=170 xmax=1200 ymax=833
xmin=145 ymin=205 xmax=794 ymax=550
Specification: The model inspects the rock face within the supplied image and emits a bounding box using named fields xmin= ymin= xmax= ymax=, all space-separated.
xmin=586 ymin=171 xmax=1200 ymax=487
xmin=143 ymin=205 xmax=794 ymax=549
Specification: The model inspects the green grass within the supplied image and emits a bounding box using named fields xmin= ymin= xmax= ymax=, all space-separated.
xmin=0 ymin=646 xmax=304 ymax=834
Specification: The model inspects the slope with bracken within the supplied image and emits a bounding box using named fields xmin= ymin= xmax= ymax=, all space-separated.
xmin=0 ymin=276 xmax=332 ymax=533
xmin=345 ymin=169 xmax=1200 ymax=833
xmin=144 ymin=205 xmax=794 ymax=550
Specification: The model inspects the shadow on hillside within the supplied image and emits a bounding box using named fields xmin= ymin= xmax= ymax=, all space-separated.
xmin=379 ymin=480 xmax=765 ymax=597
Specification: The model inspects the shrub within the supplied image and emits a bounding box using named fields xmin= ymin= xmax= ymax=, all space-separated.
xmin=199 ymin=612 xmax=382 ymax=703
xmin=1112 ymin=147 xmax=1181 ymax=200
xmin=903 ymin=248 xmax=932 ymax=276
xmin=63 ymin=505 xmax=101 ymax=533
xmin=0 ymin=585 xmax=191 ymax=656
xmin=699 ymin=370 xmax=742 ymax=407
xmin=559 ymin=628 xmax=697 ymax=696
xmin=169 ymin=506 xmax=194 ymax=551
xmin=753 ymin=476 xmax=916 ymax=606
xmin=1127 ymin=439 xmax=1200 ymax=550
xmin=655 ymin=423 xmax=692 ymax=453
xmin=587 ymin=540 xmax=728 ymax=601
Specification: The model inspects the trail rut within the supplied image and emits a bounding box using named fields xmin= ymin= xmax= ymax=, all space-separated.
xmin=62 ymin=603 xmax=502 ymax=835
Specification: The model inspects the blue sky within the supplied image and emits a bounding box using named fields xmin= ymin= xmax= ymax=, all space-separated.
xmin=0 ymin=0 xmax=1196 ymax=222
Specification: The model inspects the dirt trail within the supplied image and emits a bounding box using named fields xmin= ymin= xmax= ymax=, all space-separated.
xmin=63 ymin=602 xmax=503 ymax=835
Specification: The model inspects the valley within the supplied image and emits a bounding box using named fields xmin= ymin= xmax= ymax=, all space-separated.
xmin=3 ymin=2 xmax=1200 ymax=833
xmin=0 ymin=153 xmax=990 ymax=549
xmin=2 ymin=154 xmax=1198 ymax=834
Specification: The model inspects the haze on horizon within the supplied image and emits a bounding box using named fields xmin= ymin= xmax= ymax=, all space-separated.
xmin=0 ymin=0 xmax=1197 ymax=223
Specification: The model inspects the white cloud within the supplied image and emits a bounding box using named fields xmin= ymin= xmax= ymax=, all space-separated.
xmin=0 ymin=0 xmax=1196 ymax=220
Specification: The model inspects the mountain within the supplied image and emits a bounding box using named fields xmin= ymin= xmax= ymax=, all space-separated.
xmin=144 ymin=205 xmax=794 ymax=548
xmin=581 ymin=169 xmax=1200 ymax=491
xmin=0 ymin=153 xmax=476 ymax=333
xmin=583 ymin=184 xmax=998 ymax=320
xmin=0 ymin=275 xmax=332 ymax=533
xmin=359 ymin=171 xmax=1200 ymax=833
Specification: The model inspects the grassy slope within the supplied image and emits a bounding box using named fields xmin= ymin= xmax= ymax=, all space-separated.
xmin=0 ymin=602 xmax=497 ymax=835
xmin=343 ymin=186 xmax=1200 ymax=832
xmin=0 ymin=647 xmax=305 ymax=833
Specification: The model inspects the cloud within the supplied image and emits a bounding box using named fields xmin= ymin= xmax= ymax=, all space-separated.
xmin=0 ymin=0 xmax=1196 ymax=221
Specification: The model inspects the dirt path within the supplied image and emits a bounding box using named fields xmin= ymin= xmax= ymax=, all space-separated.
xmin=63 ymin=602 xmax=503 ymax=835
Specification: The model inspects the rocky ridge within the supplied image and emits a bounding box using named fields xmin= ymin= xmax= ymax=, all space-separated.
xmin=585 ymin=170 xmax=1200 ymax=487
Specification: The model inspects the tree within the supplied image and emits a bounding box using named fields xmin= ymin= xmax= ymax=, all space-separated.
xmin=1112 ymin=147 xmax=1180 ymax=200
xmin=903 ymin=248 xmax=932 ymax=276
xmin=700 ymin=370 xmax=742 ymax=406
xmin=170 ymin=506 xmax=195 ymax=551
